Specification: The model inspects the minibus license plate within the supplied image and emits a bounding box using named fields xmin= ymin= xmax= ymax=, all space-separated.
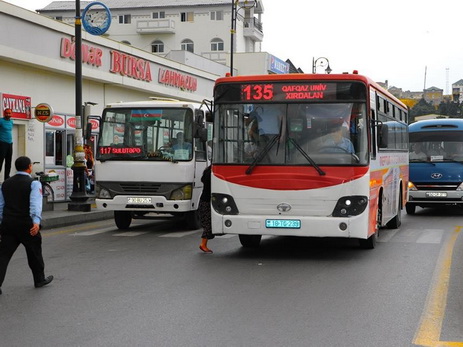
xmin=128 ymin=197 xmax=152 ymax=204
xmin=425 ymin=192 xmax=447 ymax=198
xmin=265 ymin=219 xmax=301 ymax=229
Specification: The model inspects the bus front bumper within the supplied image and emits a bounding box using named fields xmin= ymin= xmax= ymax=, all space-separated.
xmin=95 ymin=196 xmax=193 ymax=212
xmin=211 ymin=212 xmax=370 ymax=239
xmin=408 ymin=190 xmax=463 ymax=206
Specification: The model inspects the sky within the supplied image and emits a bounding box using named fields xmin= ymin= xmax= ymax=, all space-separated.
xmin=4 ymin=0 xmax=463 ymax=93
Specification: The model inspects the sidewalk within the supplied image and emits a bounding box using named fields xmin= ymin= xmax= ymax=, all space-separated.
xmin=41 ymin=200 xmax=113 ymax=229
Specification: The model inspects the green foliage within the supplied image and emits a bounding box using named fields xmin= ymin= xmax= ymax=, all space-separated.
xmin=409 ymin=98 xmax=437 ymax=123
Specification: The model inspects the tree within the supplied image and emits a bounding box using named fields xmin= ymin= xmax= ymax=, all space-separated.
xmin=409 ymin=98 xmax=436 ymax=123
xmin=437 ymin=100 xmax=462 ymax=118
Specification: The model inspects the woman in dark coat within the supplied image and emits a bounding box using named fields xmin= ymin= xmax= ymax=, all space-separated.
xmin=198 ymin=165 xmax=214 ymax=253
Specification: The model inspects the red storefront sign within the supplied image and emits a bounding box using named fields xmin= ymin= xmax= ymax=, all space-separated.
xmin=2 ymin=94 xmax=32 ymax=119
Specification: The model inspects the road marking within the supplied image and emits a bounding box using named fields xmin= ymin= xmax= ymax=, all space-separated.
xmin=113 ymin=231 xmax=148 ymax=237
xmin=413 ymin=226 xmax=462 ymax=346
xmin=386 ymin=229 xmax=444 ymax=244
xmin=71 ymin=227 xmax=115 ymax=236
xmin=159 ymin=230 xmax=199 ymax=238
xmin=416 ymin=230 xmax=444 ymax=244
xmin=42 ymin=223 xmax=114 ymax=237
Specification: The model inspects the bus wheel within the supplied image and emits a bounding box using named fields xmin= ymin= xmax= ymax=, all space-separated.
xmin=239 ymin=234 xmax=262 ymax=248
xmin=386 ymin=195 xmax=402 ymax=229
xmin=114 ymin=211 xmax=132 ymax=229
xmin=185 ymin=210 xmax=201 ymax=230
xmin=405 ymin=203 xmax=416 ymax=215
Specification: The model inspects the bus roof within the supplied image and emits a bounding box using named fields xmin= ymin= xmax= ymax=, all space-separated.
xmin=409 ymin=118 xmax=463 ymax=132
xmin=215 ymin=73 xmax=406 ymax=109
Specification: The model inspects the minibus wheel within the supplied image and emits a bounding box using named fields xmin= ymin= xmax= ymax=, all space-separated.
xmin=405 ymin=203 xmax=416 ymax=215
xmin=114 ymin=211 xmax=132 ymax=229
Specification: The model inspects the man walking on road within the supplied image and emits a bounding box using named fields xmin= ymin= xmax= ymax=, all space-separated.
xmin=0 ymin=156 xmax=53 ymax=295
xmin=0 ymin=108 xmax=14 ymax=181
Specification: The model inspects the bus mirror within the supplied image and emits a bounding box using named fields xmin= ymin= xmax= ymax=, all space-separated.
xmin=205 ymin=111 xmax=213 ymax=122
xmin=378 ymin=123 xmax=389 ymax=148
xmin=197 ymin=128 xmax=207 ymax=142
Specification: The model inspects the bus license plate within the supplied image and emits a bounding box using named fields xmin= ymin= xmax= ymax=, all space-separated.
xmin=265 ymin=219 xmax=301 ymax=229
xmin=425 ymin=192 xmax=447 ymax=198
xmin=128 ymin=197 xmax=152 ymax=204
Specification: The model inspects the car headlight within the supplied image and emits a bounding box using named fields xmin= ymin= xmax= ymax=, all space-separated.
xmin=408 ymin=181 xmax=417 ymax=191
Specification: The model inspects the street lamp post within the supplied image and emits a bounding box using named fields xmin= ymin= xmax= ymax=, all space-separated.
xmin=312 ymin=57 xmax=332 ymax=74
xmin=68 ymin=0 xmax=91 ymax=212
xmin=230 ymin=0 xmax=257 ymax=76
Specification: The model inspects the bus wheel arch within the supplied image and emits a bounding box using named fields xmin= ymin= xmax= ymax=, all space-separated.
xmin=114 ymin=211 xmax=132 ymax=229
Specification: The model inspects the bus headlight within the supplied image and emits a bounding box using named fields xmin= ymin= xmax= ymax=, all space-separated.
xmin=169 ymin=184 xmax=192 ymax=200
xmin=408 ymin=181 xmax=417 ymax=191
xmin=332 ymin=196 xmax=368 ymax=217
xmin=211 ymin=193 xmax=239 ymax=215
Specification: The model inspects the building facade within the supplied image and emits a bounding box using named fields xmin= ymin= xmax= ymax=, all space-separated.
xmin=38 ymin=0 xmax=264 ymax=73
xmin=0 ymin=2 xmax=226 ymax=201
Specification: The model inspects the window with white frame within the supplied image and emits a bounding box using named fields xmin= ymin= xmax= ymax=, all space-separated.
xmin=180 ymin=12 xmax=194 ymax=22
xmin=181 ymin=39 xmax=194 ymax=53
xmin=210 ymin=11 xmax=223 ymax=20
xmin=151 ymin=40 xmax=164 ymax=53
xmin=152 ymin=11 xmax=165 ymax=19
xmin=211 ymin=38 xmax=224 ymax=51
xmin=118 ymin=14 xmax=131 ymax=24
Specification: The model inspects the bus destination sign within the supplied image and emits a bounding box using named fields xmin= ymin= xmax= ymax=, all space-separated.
xmin=99 ymin=146 xmax=143 ymax=155
xmin=241 ymin=83 xmax=337 ymax=102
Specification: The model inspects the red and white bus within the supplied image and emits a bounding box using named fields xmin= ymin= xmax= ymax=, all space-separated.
xmin=210 ymin=73 xmax=409 ymax=248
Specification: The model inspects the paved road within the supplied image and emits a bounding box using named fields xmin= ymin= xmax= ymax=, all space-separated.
xmin=0 ymin=207 xmax=462 ymax=346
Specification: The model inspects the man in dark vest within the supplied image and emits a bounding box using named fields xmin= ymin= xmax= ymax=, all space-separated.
xmin=0 ymin=156 xmax=53 ymax=294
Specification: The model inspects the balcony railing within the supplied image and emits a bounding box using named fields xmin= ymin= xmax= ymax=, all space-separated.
xmin=243 ymin=17 xmax=263 ymax=42
xmin=137 ymin=19 xmax=175 ymax=34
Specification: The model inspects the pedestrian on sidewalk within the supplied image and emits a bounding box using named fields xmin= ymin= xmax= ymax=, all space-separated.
xmin=0 ymin=108 xmax=14 ymax=180
xmin=199 ymin=165 xmax=214 ymax=253
xmin=0 ymin=156 xmax=53 ymax=295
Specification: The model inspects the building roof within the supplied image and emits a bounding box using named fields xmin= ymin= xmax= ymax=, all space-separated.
xmin=40 ymin=0 xmax=247 ymax=11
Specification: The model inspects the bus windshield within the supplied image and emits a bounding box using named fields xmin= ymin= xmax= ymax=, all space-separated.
xmin=97 ymin=107 xmax=194 ymax=161
xmin=409 ymin=130 xmax=463 ymax=162
xmin=214 ymin=102 xmax=368 ymax=166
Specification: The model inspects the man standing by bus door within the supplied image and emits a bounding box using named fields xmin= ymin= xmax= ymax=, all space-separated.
xmin=0 ymin=156 xmax=53 ymax=295
xmin=0 ymin=108 xmax=14 ymax=181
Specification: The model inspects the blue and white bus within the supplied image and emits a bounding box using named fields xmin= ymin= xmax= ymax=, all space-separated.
xmin=407 ymin=118 xmax=463 ymax=214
